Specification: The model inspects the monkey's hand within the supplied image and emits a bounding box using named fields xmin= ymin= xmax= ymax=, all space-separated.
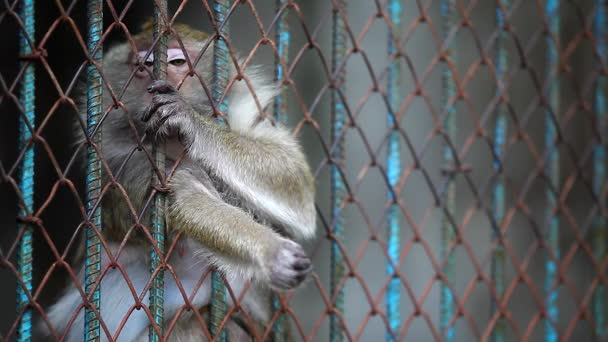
xmin=143 ymin=80 xmax=198 ymax=142
xmin=267 ymin=238 xmax=312 ymax=290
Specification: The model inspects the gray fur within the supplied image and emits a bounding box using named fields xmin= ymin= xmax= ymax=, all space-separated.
xmin=39 ymin=31 xmax=315 ymax=341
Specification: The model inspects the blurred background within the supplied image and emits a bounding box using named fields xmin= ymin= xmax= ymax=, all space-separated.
xmin=0 ymin=0 xmax=606 ymax=340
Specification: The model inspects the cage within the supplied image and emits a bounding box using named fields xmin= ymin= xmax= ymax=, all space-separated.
xmin=0 ymin=0 xmax=607 ymax=341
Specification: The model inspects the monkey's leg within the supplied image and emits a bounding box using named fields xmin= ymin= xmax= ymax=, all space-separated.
xmin=168 ymin=168 xmax=312 ymax=291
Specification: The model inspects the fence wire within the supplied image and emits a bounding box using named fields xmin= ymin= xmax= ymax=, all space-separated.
xmin=0 ymin=0 xmax=607 ymax=341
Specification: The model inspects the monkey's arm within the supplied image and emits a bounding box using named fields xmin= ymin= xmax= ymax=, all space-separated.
xmin=145 ymin=81 xmax=316 ymax=241
xmin=168 ymin=168 xmax=312 ymax=290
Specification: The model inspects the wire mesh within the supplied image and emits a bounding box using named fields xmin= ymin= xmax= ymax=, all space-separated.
xmin=0 ymin=0 xmax=607 ymax=341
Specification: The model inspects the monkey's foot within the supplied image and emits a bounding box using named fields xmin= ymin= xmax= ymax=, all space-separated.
xmin=269 ymin=239 xmax=312 ymax=290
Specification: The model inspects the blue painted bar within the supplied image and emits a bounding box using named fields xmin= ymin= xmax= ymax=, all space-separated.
xmin=210 ymin=1 xmax=231 ymax=341
xmin=272 ymin=0 xmax=290 ymax=339
xmin=440 ymin=0 xmax=456 ymax=340
xmin=491 ymin=1 xmax=508 ymax=341
xmin=593 ymin=0 xmax=606 ymax=338
xmin=386 ymin=1 xmax=402 ymax=341
xmin=149 ymin=1 xmax=168 ymax=341
xmin=544 ymin=0 xmax=560 ymax=341
xmin=330 ymin=1 xmax=347 ymax=341
xmin=84 ymin=0 xmax=103 ymax=340
xmin=16 ymin=0 xmax=35 ymax=341
xmin=274 ymin=0 xmax=290 ymax=125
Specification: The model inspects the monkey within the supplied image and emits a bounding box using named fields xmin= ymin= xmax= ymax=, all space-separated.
xmin=38 ymin=21 xmax=316 ymax=341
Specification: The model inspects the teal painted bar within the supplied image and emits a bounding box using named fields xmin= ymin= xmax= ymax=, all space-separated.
xmin=593 ymin=0 xmax=607 ymax=338
xmin=440 ymin=0 xmax=456 ymax=340
xmin=272 ymin=0 xmax=291 ymax=340
xmin=491 ymin=1 xmax=509 ymax=341
xmin=330 ymin=1 xmax=347 ymax=341
xmin=544 ymin=1 xmax=560 ymax=341
xmin=386 ymin=0 xmax=402 ymax=341
xmin=84 ymin=0 xmax=103 ymax=340
xmin=16 ymin=0 xmax=36 ymax=341
xmin=149 ymin=1 xmax=168 ymax=341
xmin=209 ymin=1 xmax=231 ymax=341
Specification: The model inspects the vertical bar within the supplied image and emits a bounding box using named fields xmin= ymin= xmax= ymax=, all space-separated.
xmin=386 ymin=1 xmax=402 ymax=341
xmin=149 ymin=1 xmax=168 ymax=341
xmin=209 ymin=1 xmax=230 ymax=340
xmin=544 ymin=1 xmax=560 ymax=341
xmin=330 ymin=1 xmax=347 ymax=341
xmin=274 ymin=0 xmax=290 ymax=125
xmin=491 ymin=1 xmax=508 ymax=342
xmin=593 ymin=0 xmax=606 ymax=338
xmin=440 ymin=0 xmax=456 ymax=341
xmin=272 ymin=0 xmax=290 ymax=340
xmin=16 ymin=0 xmax=35 ymax=341
xmin=84 ymin=0 xmax=103 ymax=340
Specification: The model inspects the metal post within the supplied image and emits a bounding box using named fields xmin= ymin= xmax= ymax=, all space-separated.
xmin=16 ymin=0 xmax=35 ymax=340
xmin=330 ymin=1 xmax=347 ymax=341
xmin=209 ymin=1 xmax=231 ymax=341
xmin=544 ymin=1 xmax=560 ymax=341
xmin=272 ymin=0 xmax=291 ymax=339
xmin=593 ymin=0 xmax=606 ymax=338
xmin=440 ymin=0 xmax=456 ymax=340
xmin=491 ymin=1 xmax=509 ymax=341
xmin=149 ymin=1 xmax=168 ymax=341
xmin=386 ymin=1 xmax=402 ymax=341
xmin=84 ymin=0 xmax=103 ymax=340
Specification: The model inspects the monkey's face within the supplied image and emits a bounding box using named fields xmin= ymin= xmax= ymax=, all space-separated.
xmin=102 ymin=35 xmax=213 ymax=125
xmin=131 ymin=42 xmax=197 ymax=90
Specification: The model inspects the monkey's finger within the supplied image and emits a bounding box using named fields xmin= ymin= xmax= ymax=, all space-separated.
xmin=146 ymin=110 xmax=177 ymax=135
xmin=143 ymin=98 xmax=175 ymax=121
xmin=292 ymin=257 xmax=311 ymax=271
xmin=147 ymin=80 xmax=176 ymax=94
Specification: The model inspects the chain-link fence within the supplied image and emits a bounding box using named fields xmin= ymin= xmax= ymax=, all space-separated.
xmin=0 ymin=0 xmax=607 ymax=341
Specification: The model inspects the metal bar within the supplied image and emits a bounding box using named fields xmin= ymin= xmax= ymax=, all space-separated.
xmin=330 ymin=0 xmax=347 ymax=341
xmin=491 ymin=1 xmax=508 ymax=341
xmin=544 ymin=0 xmax=560 ymax=341
xmin=593 ymin=0 xmax=606 ymax=338
xmin=440 ymin=0 xmax=456 ymax=341
xmin=209 ymin=1 xmax=231 ymax=340
xmin=149 ymin=1 xmax=168 ymax=341
xmin=272 ymin=0 xmax=290 ymax=340
xmin=84 ymin=0 xmax=103 ymax=340
xmin=386 ymin=1 xmax=402 ymax=341
xmin=274 ymin=0 xmax=290 ymax=125
xmin=16 ymin=0 xmax=35 ymax=340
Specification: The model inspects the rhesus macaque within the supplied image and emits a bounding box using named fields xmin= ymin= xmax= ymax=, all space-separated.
xmin=39 ymin=22 xmax=316 ymax=341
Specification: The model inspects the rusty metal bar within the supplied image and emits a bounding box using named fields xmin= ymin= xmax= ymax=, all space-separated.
xmin=84 ymin=0 xmax=103 ymax=340
xmin=210 ymin=1 xmax=231 ymax=340
xmin=330 ymin=0 xmax=347 ymax=341
xmin=16 ymin=0 xmax=35 ymax=340
xmin=386 ymin=0 xmax=402 ymax=340
xmin=149 ymin=1 xmax=168 ymax=341
xmin=440 ymin=0 xmax=456 ymax=340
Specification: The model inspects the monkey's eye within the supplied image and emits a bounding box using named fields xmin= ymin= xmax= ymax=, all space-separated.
xmin=167 ymin=48 xmax=187 ymax=68
xmin=169 ymin=58 xmax=186 ymax=66
xmin=144 ymin=61 xmax=154 ymax=67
